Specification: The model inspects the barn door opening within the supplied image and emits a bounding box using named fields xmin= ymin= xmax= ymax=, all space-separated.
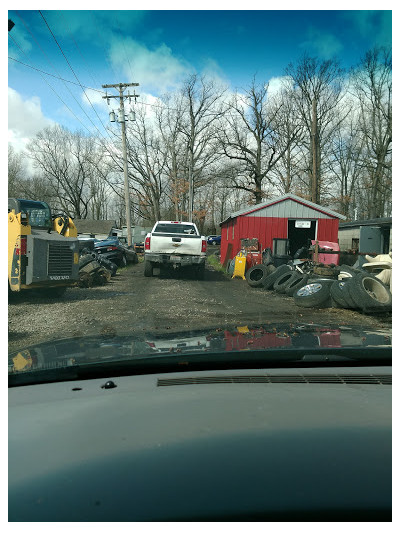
xmin=287 ymin=220 xmax=316 ymax=256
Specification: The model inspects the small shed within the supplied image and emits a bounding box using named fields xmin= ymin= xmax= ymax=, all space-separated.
xmin=338 ymin=218 xmax=392 ymax=256
xmin=219 ymin=193 xmax=346 ymax=263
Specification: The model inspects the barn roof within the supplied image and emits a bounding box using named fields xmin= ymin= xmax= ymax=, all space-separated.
xmin=220 ymin=193 xmax=346 ymax=226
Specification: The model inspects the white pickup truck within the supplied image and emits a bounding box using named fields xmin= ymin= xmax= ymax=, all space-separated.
xmin=144 ymin=221 xmax=207 ymax=278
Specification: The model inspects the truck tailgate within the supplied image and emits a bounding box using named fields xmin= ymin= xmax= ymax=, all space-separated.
xmin=150 ymin=234 xmax=202 ymax=255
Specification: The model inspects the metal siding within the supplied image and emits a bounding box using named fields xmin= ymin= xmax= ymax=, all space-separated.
xmin=317 ymin=219 xmax=339 ymax=242
xmin=247 ymin=199 xmax=332 ymax=219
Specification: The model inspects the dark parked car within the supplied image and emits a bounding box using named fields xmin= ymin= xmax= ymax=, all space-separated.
xmin=94 ymin=237 xmax=138 ymax=267
xmin=207 ymin=235 xmax=221 ymax=245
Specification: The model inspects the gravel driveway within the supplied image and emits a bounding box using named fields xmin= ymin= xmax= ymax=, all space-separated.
xmin=8 ymin=260 xmax=391 ymax=353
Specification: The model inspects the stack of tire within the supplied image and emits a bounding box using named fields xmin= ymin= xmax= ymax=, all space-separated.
xmin=246 ymin=263 xmax=311 ymax=297
xmin=292 ymin=265 xmax=391 ymax=313
xmin=245 ymin=262 xmax=391 ymax=314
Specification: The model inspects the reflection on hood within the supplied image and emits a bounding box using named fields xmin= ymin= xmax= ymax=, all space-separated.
xmin=9 ymin=323 xmax=391 ymax=374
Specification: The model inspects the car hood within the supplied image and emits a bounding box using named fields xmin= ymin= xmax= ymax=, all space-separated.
xmin=9 ymin=322 xmax=391 ymax=379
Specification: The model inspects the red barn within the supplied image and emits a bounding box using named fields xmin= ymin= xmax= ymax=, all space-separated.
xmin=219 ymin=193 xmax=346 ymax=263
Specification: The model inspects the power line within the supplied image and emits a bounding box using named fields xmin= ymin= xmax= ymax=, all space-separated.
xmin=9 ymin=51 xmax=233 ymax=118
xmin=8 ymin=56 xmax=104 ymax=93
xmin=38 ymin=10 xmax=113 ymax=142
xmin=13 ymin=11 xmax=111 ymax=143
xmin=8 ymin=34 xmax=97 ymax=138
xmin=58 ymin=10 xmax=100 ymax=90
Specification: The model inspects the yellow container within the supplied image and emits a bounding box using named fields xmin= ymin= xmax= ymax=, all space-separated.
xmin=232 ymin=252 xmax=247 ymax=280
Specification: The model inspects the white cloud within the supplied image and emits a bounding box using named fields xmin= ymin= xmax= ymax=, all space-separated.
xmin=8 ymin=88 xmax=54 ymax=153
xmin=108 ymin=38 xmax=192 ymax=95
xmin=266 ymin=76 xmax=292 ymax=97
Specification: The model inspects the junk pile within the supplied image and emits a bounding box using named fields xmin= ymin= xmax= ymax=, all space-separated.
xmin=78 ymin=241 xmax=118 ymax=288
xmin=233 ymin=241 xmax=391 ymax=314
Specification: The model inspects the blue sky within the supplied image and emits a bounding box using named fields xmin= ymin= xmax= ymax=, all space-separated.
xmin=7 ymin=5 xmax=392 ymax=153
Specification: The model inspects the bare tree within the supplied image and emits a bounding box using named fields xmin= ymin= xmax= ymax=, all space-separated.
xmin=8 ymin=145 xmax=26 ymax=195
xmin=177 ymin=74 xmax=227 ymax=220
xmin=268 ymin=85 xmax=307 ymax=195
xmin=155 ymin=93 xmax=187 ymax=220
xmin=325 ymin=104 xmax=365 ymax=219
xmin=124 ymin=105 xmax=169 ymax=222
xmin=285 ymin=54 xmax=346 ymax=204
xmin=8 ymin=145 xmax=55 ymax=203
xmin=350 ymin=47 xmax=392 ymax=218
xmin=26 ymin=125 xmax=100 ymax=218
xmin=219 ymin=78 xmax=301 ymax=204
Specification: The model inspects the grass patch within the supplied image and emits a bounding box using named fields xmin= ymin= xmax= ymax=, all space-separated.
xmin=207 ymin=254 xmax=230 ymax=277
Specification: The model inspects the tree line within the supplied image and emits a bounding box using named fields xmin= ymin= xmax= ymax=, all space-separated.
xmin=8 ymin=47 xmax=391 ymax=234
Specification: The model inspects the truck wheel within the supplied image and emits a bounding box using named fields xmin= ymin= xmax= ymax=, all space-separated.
xmin=348 ymin=273 xmax=391 ymax=311
xmin=293 ymin=280 xmax=332 ymax=308
xmin=144 ymin=260 xmax=153 ymax=277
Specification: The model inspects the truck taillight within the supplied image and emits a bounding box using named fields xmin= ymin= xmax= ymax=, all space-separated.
xmin=16 ymin=236 xmax=27 ymax=256
xmin=202 ymin=239 xmax=207 ymax=253
xmin=145 ymin=236 xmax=151 ymax=250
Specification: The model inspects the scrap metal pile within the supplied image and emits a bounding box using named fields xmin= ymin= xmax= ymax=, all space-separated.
xmin=78 ymin=252 xmax=118 ymax=287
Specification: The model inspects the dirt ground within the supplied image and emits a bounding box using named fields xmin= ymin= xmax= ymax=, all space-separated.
xmin=8 ymin=259 xmax=392 ymax=353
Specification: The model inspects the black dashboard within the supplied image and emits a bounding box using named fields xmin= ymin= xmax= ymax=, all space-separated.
xmin=9 ymin=365 xmax=391 ymax=521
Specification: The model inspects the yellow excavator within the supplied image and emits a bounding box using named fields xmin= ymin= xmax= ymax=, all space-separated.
xmin=8 ymin=198 xmax=80 ymax=295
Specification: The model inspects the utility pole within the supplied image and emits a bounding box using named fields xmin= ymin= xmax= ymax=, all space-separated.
xmin=103 ymin=82 xmax=139 ymax=247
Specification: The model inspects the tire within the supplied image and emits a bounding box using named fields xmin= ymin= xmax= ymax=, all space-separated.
xmin=194 ymin=263 xmax=205 ymax=280
xmin=119 ymin=254 xmax=127 ymax=268
xmin=347 ymin=273 xmax=392 ymax=312
xmin=262 ymin=264 xmax=291 ymax=290
xmin=338 ymin=264 xmax=364 ymax=279
xmin=293 ymin=280 xmax=333 ymax=308
xmin=212 ymin=241 xmax=217 ymax=246
xmin=285 ymin=274 xmax=310 ymax=296
xmin=144 ymin=260 xmax=153 ymax=277
xmin=79 ymin=254 xmax=94 ymax=269
xmin=273 ymin=271 xmax=302 ymax=293
xmin=330 ymin=280 xmax=357 ymax=308
xmin=246 ymin=264 xmax=272 ymax=288
xmin=97 ymin=256 xmax=118 ymax=276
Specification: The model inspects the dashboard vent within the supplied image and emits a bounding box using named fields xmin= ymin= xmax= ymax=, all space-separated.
xmin=157 ymin=374 xmax=391 ymax=387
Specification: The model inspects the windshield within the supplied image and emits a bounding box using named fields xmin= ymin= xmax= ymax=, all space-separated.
xmin=8 ymin=9 xmax=392 ymax=381
xmin=153 ymin=223 xmax=198 ymax=235
xmin=18 ymin=199 xmax=52 ymax=229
